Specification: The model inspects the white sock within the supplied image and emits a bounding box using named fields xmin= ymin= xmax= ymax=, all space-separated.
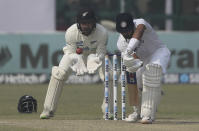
xmin=133 ymin=106 xmax=141 ymax=114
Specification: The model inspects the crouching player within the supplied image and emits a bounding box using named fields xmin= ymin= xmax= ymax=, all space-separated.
xmin=116 ymin=13 xmax=170 ymax=124
xmin=40 ymin=8 xmax=111 ymax=119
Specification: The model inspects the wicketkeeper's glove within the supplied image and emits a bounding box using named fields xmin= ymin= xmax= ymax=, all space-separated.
xmin=70 ymin=54 xmax=88 ymax=75
xmin=87 ymin=54 xmax=102 ymax=74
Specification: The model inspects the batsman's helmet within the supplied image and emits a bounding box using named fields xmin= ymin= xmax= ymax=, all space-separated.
xmin=18 ymin=95 xmax=37 ymax=113
xmin=116 ymin=13 xmax=134 ymax=33
xmin=76 ymin=8 xmax=97 ymax=31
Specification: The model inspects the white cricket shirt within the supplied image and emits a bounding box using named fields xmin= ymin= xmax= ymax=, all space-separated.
xmin=63 ymin=23 xmax=108 ymax=59
xmin=117 ymin=19 xmax=166 ymax=61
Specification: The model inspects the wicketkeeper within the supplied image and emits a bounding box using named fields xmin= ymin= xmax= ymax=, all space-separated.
xmin=116 ymin=13 xmax=171 ymax=124
xmin=40 ymin=8 xmax=113 ymax=119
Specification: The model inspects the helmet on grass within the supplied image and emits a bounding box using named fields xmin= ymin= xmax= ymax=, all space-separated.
xmin=18 ymin=95 xmax=37 ymax=113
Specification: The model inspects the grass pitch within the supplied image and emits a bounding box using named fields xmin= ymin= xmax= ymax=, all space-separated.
xmin=0 ymin=84 xmax=199 ymax=131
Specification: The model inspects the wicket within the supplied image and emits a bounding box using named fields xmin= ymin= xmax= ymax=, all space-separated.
xmin=104 ymin=54 xmax=126 ymax=120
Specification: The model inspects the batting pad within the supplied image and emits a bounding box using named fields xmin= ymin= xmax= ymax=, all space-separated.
xmin=43 ymin=66 xmax=67 ymax=113
xmin=141 ymin=64 xmax=162 ymax=120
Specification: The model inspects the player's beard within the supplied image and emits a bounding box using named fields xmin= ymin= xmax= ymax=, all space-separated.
xmin=81 ymin=28 xmax=92 ymax=36
xmin=122 ymin=30 xmax=134 ymax=39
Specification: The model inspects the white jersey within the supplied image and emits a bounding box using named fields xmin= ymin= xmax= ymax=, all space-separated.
xmin=63 ymin=23 xmax=108 ymax=59
xmin=117 ymin=19 xmax=166 ymax=61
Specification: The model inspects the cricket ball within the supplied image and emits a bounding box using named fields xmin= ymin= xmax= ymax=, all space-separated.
xmin=76 ymin=48 xmax=83 ymax=54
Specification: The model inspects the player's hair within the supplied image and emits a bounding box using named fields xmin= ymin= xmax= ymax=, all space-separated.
xmin=116 ymin=13 xmax=135 ymax=33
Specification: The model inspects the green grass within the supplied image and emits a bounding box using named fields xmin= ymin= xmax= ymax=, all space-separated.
xmin=0 ymin=84 xmax=199 ymax=131
xmin=0 ymin=126 xmax=49 ymax=131
xmin=158 ymin=84 xmax=199 ymax=119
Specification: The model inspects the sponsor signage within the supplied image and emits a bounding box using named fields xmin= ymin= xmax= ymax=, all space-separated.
xmin=0 ymin=74 xmax=48 ymax=84
xmin=163 ymin=73 xmax=199 ymax=84
xmin=0 ymin=32 xmax=199 ymax=84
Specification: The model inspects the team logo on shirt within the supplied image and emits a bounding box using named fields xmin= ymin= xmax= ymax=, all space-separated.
xmin=90 ymin=40 xmax=97 ymax=44
xmin=76 ymin=41 xmax=84 ymax=47
xmin=90 ymin=47 xmax=97 ymax=52
xmin=83 ymin=46 xmax=89 ymax=51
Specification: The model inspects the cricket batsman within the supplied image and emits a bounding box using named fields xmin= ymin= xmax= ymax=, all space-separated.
xmin=40 ymin=8 xmax=113 ymax=119
xmin=116 ymin=13 xmax=170 ymax=124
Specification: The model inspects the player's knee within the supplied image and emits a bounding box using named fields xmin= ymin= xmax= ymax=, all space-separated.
xmin=146 ymin=63 xmax=162 ymax=72
xmin=143 ymin=63 xmax=162 ymax=88
xmin=145 ymin=63 xmax=162 ymax=77
xmin=51 ymin=66 xmax=67 ymax=80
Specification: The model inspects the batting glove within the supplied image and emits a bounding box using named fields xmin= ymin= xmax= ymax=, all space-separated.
xmin=123 ymin=54 xmax=143 ymax=73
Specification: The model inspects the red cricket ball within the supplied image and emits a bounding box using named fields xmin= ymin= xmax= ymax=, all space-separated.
xmin=76 ymin=48 xmax=83 ymax=54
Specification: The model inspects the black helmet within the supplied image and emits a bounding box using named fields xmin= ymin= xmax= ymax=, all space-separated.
xmin=116 ymin=13 xmax=134 ymax=33
xmin=18 ymin=95 xmax=37 ymax=113
xmin=76 ymin=8 xmax=97 ymax=24
xmin=76 ymin=8 xmax=97 ymax=35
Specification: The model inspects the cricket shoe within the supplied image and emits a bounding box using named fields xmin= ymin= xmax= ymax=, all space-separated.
xmin=40 ymin=111 xmax=54 ymax=119
xmin=140 ymin=117 xmax=153 ymax=124
xmin=125 ymin=112 xmax=140 ymax=122
xmin=103 ymin=113 xmax=114 ymax=120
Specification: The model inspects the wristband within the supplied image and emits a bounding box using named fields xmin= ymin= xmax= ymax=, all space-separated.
xmin=126 ymin=38 xmax=140 ymax=54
